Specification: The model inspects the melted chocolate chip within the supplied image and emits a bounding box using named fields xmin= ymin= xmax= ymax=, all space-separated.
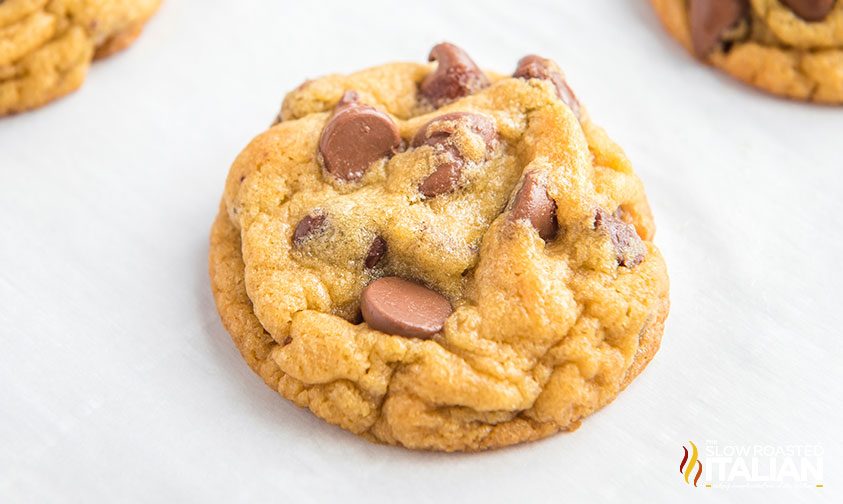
xmin=510 ymin=172 xmax=558 ymax=242
xmin=513 ymin=55 xmax=581 ymax=118
xmin=411 ymin=112 xmax=497 ymax=149
xmin=318 ymin=91 xmax=401 ymax=182
xmin=412 ymin=112 xmax=497 ymax=198
xmin=292 ymin=214 xmax=327 ymax=245
xmin=781 ymin=0 xmax=835 ymax=21
xmin=594 ymin=208 xmax=646 ymax=268
xmin=364 ymin=236 xmax=387 ymax=269
xmin=420 ymin=43 xmax=490 ymax=108
xmin=418 ymin=147 xmax=462 ymax=198
xmin=689 ymin=0 xmax=748 ymax=57
xmin=360 ymin=277 xmax=452 ymax=339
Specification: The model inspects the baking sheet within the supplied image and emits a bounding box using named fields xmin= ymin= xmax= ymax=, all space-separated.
xmin=1 ymin=0 xmax=840 ymax=502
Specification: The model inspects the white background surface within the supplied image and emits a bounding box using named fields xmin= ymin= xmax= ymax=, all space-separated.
xmin=1 ymin=0 xmax=841 ymax=502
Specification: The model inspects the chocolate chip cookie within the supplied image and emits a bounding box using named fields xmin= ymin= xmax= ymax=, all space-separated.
xmin=651 ymin=0 xmax=843 ymax=103
xmin=0 ymin=0 xmax=161 ymax=116
xmin=209 ymin=43 xmax=670 ymax=451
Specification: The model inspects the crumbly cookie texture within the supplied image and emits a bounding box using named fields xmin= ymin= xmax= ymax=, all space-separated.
xmin=0 ymin=0 xmax=161 ymax=116
xmin=210 ymin=44 xmax=670 ymax=451
xmin=651 ymin=0 xmax=843 ymax=103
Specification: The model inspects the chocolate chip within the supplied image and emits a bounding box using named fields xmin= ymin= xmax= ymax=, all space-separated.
xmin=781 ymin=0 xmax=835 ymax=21
xmin=411 ymin=112 xmax=497 ymax=149
xmin=513 ymin=55 xmax=581 ymax=118
xmin=292 ymin=213 xmax=327 ymax=245
xmin=594 ymin=208 xmax=646 ymax=268
xmin=412 ymin=112 xmax=497 ymax=198
xmin=282 ymin=336 xmax=293 ymax=346
xmin=335 ymin=89 xmax=359 ymax=109
xmin=420 ymin=43 xmax=490 ymax=108
xmin=318 ymin=91 xmax=401 ymax=182
xmin=418 ymin=147 xmax=462 ymax=198
xmin=510 ymin=172 xmax=558 ymax=242
xmin=364 ymin=236 xmax=387 ymax=269
xmin=360 ymin=277 xmax=452 ymax=339
xmin=689 ymin=0 xmax=748 ymax=57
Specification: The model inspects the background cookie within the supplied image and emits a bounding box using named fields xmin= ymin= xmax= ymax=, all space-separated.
xmin=0 ymin=0 xmax=161 ymax=116
xmin=651 ymin=0 xmax=843 ymax=103
xmin=210 ymin=44 xmax=670 ymax=451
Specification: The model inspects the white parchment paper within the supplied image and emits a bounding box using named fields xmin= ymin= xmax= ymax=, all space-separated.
xmin=1 ymin=1 xmax=840 ymax=502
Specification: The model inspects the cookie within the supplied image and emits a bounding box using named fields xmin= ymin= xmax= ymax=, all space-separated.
xmin=651 ymin=0 xmax=843 ymax=103
xmin=209 ymin=43 xmax=670 ymax=451
xmin=0 ymin=0 xmax=161 ymax=116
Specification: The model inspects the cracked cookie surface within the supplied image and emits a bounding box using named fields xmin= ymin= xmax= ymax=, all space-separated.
xmin=0 ymin=0 xmax=161 ymax=115
xmin=210 ymin=44 xmax=670 ymax=451
xmin=651 ymin=0 xmax=843 ymax=103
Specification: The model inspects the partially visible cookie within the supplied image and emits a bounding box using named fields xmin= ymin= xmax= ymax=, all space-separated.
xmin=210 ymin=43 xmax=670 ymax=451
xmin=651 ymin=0 xmax=843 ymax=103
xmin=0 ymin=0 xmax=162 ymax=116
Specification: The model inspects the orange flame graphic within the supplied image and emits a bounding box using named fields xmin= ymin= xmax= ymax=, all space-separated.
xmin=679 ymin=441 xmax=703 ymax=487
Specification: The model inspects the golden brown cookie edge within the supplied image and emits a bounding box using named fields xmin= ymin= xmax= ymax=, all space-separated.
xmin=93 ymin=17 xmax=148 ymax=60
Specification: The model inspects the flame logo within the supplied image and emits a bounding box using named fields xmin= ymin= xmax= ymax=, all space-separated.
xmin=680 ymin=441 xmax=703 ymax=487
